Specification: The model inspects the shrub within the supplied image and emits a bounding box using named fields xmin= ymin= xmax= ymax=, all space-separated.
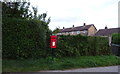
xmin=55 ymin=35 xmax=111 ymax=57
xmin=112 ymin=33 xmax=120 ymax=45
xmin=2 ymin=18 xmax=49 ymax=59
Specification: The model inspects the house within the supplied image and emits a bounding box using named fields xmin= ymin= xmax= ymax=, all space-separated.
xmin=95 ymin=27 xmax=120 ymax=56
xmin=95 ymin=27 xmax=120 ymax=37
xmin=57 ymin=23 xmax=97 ymax=36
xmin=95 ymin=27 xmax=120 ymax=45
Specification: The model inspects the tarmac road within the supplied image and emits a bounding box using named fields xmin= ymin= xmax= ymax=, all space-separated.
xmin=40 ymin=65 xmax=119 ymax=72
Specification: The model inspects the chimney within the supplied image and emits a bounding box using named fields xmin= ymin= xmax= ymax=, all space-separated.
xmin=105 ymin=25 xmax=108 ymax=29
xmin=83 ymin=23 xmax=86 ymax=26
xmin=73 ymin=25 xmax=74 ymax=27
xmin=63 ymin=27 xmax=64 ymax=29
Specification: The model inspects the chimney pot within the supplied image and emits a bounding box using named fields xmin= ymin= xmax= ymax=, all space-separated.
xmin=73 ymin=25 xmax=74 ymax=27
xmin=83 ymin=23 xmax=86 ymax=26
xmin=63 ymin=27 xmax=64 ymax=29
xmin=105 ymin=25 xmax=108 ymax=29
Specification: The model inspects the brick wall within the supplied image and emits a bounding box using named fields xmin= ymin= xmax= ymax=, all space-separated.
xmin=88 ymin=25 xmax=97 ymax=36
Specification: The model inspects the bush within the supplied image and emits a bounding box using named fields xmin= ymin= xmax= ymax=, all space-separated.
xmin=112 ymin=33 xmax=120 ymax=45
xmin=55 ymin=35 xmax=111 ymax=57
xmin=2 ymin=2 xmax=52 ymax=59
xmin=2 ymin=18 xmax=49 ymax=59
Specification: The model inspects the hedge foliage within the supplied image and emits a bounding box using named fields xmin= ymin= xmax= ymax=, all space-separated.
xmin=54 ymin=35 xmax=111 ymax=57
xmin=2 ymin=2 xmax=112 ymax=60
xmin=3 ymin=18 xmax=51 ymax=59
xmin=2 ymin=2 xmax=53 ymax=59
xmin=112 ymin=33 xmax=120 ymax=45
xmin=3 ymin=24 xmax=111 ymax=59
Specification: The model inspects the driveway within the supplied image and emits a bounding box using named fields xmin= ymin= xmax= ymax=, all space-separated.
xmin=40 ymin=65 xmax=119 ymax=72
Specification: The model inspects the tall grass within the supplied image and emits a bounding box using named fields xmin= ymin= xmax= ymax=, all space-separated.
xmin=2 ymin=55 xmax=120 ymax=72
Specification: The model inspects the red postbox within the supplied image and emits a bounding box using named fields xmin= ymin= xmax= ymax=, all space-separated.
xmin=50 ymin=35 xmax=57 ymax=48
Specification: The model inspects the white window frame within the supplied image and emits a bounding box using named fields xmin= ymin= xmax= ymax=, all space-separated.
xmin=72 ymin=31 xmax=74 ymax=34
xmin=77 ymin=31 xmax=80 ymax=34
xmin=68 ymin=32 xmax=70 ymax=34
xmin=83 ymin=30 xmax=87 ymax=33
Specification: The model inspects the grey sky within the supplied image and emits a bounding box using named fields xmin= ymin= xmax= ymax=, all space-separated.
xmin=30 ymin=0 xmax=119 ymax=31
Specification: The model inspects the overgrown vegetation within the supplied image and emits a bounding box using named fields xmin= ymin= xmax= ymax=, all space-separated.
xmin=112 ymin=33 xmax=120 ymax=45
xmin=2 ymin=2 xmax=119 ymax=72
xmin=2 ymin=2 xmax=52 ymax=59
xmin=2 ymin=55 xmax=120 ymax=72
xmin=55 ymin=35 xmax=111 ymax=57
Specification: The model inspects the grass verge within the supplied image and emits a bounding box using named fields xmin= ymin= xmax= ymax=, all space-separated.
xmin=2 ymin=55 xmax=120 ymax=72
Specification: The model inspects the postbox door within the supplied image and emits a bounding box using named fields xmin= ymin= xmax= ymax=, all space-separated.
xmin=51 ymin=40 xmax=56 ymax=48
xmin=50 ymin=35 xmax=57 ymax=48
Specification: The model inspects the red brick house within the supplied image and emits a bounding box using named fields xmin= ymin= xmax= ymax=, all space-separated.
xmin=57 ymin=23 xmax=97 ymax=36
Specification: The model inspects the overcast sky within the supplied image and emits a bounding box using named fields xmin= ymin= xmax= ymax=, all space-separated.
xmin=30 ymin=0 xmax=119 ymax=31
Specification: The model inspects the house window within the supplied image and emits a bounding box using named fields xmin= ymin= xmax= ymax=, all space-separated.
xmin=66 ymin=32 xmax=69 ymax=35
xmin=83 ymin=30 xmax=87 ymax=33
xmin=63 ymin=32 xmax=65 ymax=35
xmin=68 ymin=32 xmax=70 ymax=34
xmin=72 ymin=31 xmax=74 ymax=34
xmin=77 ymin=31 xmax=80 ymax=34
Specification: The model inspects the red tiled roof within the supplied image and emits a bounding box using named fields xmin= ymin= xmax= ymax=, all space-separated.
xmin=95 ymin=27 xmax=120 ymax=36
xmin=59 ymin=24 xmax=95 ymax=33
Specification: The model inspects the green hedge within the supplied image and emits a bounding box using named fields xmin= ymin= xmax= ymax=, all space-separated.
xmin=3 ymin=18 xmax=49 ymax=59
xmin=112 ymin=33 xmax=120 ymax=45
xmin=3 ymin=18 xmax=111 ymax=59
xmin=54 ymin=35 xmax=111 ymax=57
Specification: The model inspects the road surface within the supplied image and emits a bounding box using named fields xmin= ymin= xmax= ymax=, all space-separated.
xmin=40 ymin=65 xmax=119 ymax=72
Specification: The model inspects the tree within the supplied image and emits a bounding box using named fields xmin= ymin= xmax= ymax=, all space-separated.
xmin=52 ymin=27 xmax=60 ymax=34
xmin=2 ymin=2 xmax=32 ymax=19
xmin=2 ymin=2 xmax=52 ymax=59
